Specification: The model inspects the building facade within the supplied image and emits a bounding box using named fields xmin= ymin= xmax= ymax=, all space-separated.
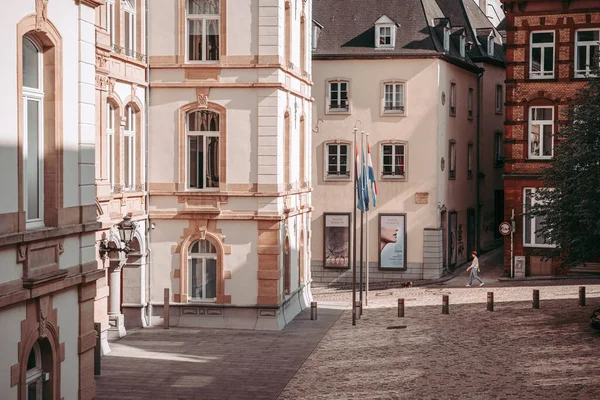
xmin=311 ymin=0 xmax=496 ymax=285
xmin=147 ymin=0 xmax=313 ymax=330
xmin=502 ymin=0 xmax=600 ymax=276
xmin=94 ymin=0 xmax=149 ymax=351
xmin=0 ymin=0 xmax=104 ymax=398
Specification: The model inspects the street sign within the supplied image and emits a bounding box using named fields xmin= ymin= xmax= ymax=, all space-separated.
xmin=499 ymin=222 xmax=512 ymax=236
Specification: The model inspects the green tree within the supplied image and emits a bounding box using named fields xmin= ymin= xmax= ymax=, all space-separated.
xmin=529 ymin=73 xmax=600 ymax=267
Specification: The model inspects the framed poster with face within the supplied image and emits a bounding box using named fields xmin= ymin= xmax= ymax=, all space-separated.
xmin=378 ymin=213 xmax=407 ymax=270
xmin=323 ymin=212 xmax=351 ymax=269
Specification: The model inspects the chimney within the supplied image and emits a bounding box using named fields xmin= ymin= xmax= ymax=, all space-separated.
xmin=479 ymin=0 xmax=487 ymax=16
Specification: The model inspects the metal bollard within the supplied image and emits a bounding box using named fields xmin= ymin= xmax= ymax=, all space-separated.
xmin=310 ymin=301 xmax=318 ymax=320
xmin=487 ymin=292 xmax=494 ymax=312
xmin=354 ymin=301 xmax=361 ymax=320
xmin=533 ymin=289 xmax=540 ymax=309
xmin=398 ymin=298 xmax=405 ymax=318
xmin=579 ymin=286 xmax=586 ymax=307
xmin=94 ymin=322 xmax=101 ymax=376
xmin=164 ymin=288 xmax=170 ymax=329
xmin=442 ymin=295 xmax=449 ymax=315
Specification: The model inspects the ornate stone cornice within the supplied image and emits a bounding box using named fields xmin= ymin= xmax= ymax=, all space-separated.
xmin=75 ymin=0 xmax=105 ymax=8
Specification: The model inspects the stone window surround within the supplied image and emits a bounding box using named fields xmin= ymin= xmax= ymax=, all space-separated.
xmin=467 ymin=86 xmax=474 ymax=119
xmin=325 ymin=78 xmax=351 ymax=115
xmin=323 ymin=140 xmax=352 ymax=182
xmin=527 ymin=102 xmax=555 ymax=160
xmin=448 ymin=139 xmax=456 ymax=180
xmin=449 ymin=81 xmax=456 ymax=117
xmin=529 ymin=30 xmax=555 ymax=79
xmin=380 ymin=79 xmax=407 ymax=117
xmin=177 ymin=97 xmax=227 ymax=192
xmin=574 ymin=28 xmax=600 ymax=78
xmin=495 ymin=83 xmax=503 ymax=114
xmin=467 ymin=141 xmax=474 ymax=179
xmin=379 ymin=140 xmax=408 ymax=181
xmin=177 ymin=0 xmax=228 ymax=65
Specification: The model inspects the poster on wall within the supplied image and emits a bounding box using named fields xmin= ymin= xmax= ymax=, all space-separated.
xmin=323 ymin=213 xmax=351 ymax=269
xmin=378 ymin=213 xmax=407 ymax=270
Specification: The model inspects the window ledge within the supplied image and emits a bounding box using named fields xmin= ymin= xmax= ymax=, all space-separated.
xmin=495 ymin=111 xmax=503 ymax=115
xmin=380 ymin=176 xmax=407 ymax=181
xmin=325 ymin=176 xmax=352 ymax=182
xmin=381 ymin=112 xmax=406 ymax=117
xmin=327 ymin=109 xmax=351 ymax=115
xmin=527 ymin=77 xmax=556 ymax=82
xmin=527 ymin=157 xmax=553 ymax=161
xmin=523 ymin=244 xmax=556 ymax=248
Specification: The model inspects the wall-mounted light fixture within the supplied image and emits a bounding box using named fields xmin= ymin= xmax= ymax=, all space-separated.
xmin=99 ymin=214 xmax=138 ymax=259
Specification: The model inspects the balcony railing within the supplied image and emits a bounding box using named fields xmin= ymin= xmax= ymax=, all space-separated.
xmin=112 ymin=44 xmax=147 ymax=63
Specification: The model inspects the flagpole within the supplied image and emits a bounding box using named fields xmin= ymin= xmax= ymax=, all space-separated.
xmin=365 ymin=136 xmax=370 ymax=307
xmin=359 ymin=131 xmax=365 ymax=314
xmin=352 ymin=127 xmax=357 ymax=326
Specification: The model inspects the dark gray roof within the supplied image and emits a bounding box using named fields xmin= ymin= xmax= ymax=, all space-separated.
xmin=312 ymin=0 xmax=490 ymax=72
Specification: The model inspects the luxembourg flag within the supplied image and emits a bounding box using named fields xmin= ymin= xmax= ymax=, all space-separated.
xmin=367 ymin=139 xmax=378 ymax=207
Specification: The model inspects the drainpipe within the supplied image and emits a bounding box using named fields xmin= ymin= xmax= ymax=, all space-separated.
xmin=144 ymin=0 xmax=152 ymax=326
xmin=476 ymin=68 xmax=484 ymax=254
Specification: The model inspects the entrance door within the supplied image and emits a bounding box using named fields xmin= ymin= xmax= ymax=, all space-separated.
xmin=441 ymin=211 xmax=447 ymax=271
xmin=449 ymin=211 xmax=457 ymax=269
xmin=467 ymin=208 xmax=475 ymax=260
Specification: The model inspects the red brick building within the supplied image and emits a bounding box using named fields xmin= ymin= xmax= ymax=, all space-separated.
xmin=502 ymin=0 xmax=600 ymax=276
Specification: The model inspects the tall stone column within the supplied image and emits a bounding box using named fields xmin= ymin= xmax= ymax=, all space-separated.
xmin=108 ymin=264 xmax=126 ymax=339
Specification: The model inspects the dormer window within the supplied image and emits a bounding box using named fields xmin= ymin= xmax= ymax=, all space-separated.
xmin=374 ymin=15 xmax=398 ymax=49
xmin=487 ymin=34 xmax=495 ymax=56
xmin=444 ymin=28 xmax=451 ymax=52
xmin=460 ymin=35 xmax=466 ymax=58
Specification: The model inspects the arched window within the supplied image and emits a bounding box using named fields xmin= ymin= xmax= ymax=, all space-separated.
xmin=284 ymin=111 xmax=291 ymax=187
xmin=284 ymin=236 xmax=291 ymax=296
xmin=26 ymin=342 xmax=43 ymax=398
xmin=124 ymin=0 xmax=136 ymax=55
xmin=187 ymin=0 xmax=220 ymax=61
xmin=22 ymin=36 xmax=44 ymax=228
xmin=188 ymin=240 xmax=217 ymax=301
xmin=123 ymin=105 xmax=136 ymax=190
xmin=187 ymin=110 xmax=220 ymax=189
xmin=285 ymin=1 xmax=292 ymax=65
xmin=107 ymin=103 xmax=115 ymax=190
xmin=106 ymin=0 xmax=115 ymax=46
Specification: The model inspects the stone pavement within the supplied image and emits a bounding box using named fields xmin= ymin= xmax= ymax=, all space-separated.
xmin=96 ymin=248 xmax=600 ymax=399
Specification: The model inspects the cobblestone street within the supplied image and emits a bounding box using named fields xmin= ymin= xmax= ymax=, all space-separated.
xmin=96 ymin=249 xmax=600 ymax=399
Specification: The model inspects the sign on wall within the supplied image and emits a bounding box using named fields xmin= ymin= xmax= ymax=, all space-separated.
xmin=378 ymin=213 xmax=407 ymax=271
xmin=323 ymin=213 xmax=351 ymax=269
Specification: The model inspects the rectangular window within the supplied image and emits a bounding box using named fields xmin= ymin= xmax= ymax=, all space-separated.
xmin=460 ymin=35 xmax=466 ymax=58
xmin=450 ymin=82 xmax=456 ymax=116
xmin=383 ymin=83 xmax=405 ymax=115
xmin=523 ymin=188 xmax=553 ymax=247
xmin=25 ymin=98 xmax=43 ymax=224
xmin=575 ymin=29 xmax=599 ymax=77
xmin=189 ymin=257 xmax=217 ymax=300
xmin=379 ymin=26 xmax=392 ymax=47
xmin=123 ymin=106 xmax=135 ymax=190
xmin=188 ymin=136 xmax=220 ymax=189
xmin=187 ymin=0 xmax=220 ymax=62
xmin=381 ymin=144 xmax=406 ymax=179
xmin=468 ymin=87 xmax=473 ymax=119
xmin=529 ymin=107 xmax=553 ymax=159
xmin=495 ymin=84 xmax=503 ymax=114
xmin=326 ymin=144 xmax=350 ymax=178
xmin=449 ymin=140 xmax=456 ymax=179
xmin=467 ymin=143 xmax=473 ymax=178
xmin=530 ymin=31 xmax=555 ymax=78
xmin=107 ymin=104 xmax=115 ymax=190
xmin=106 ymin=0 xmax=115 ymax=46
xmin=328 ymin=81 xmax=349 ymax=112
xmin=494 ymin=131 xmax=504 ymax=167
xmin=487 ymin=35 xmax=495 ymax=56
xmin=444 ymin=28 xmax=450 ymax=52
xmin=124 ymin=0 xmax=136 ymax=55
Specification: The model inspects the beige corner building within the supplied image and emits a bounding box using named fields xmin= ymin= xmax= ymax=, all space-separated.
xmin=147 ymin=0 xmax=313 ymax=330
xmin=0 ymin=0 xmax=104 ymax=398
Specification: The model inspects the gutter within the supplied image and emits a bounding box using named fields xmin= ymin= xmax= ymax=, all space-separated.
xmin=144 ymin=0 xmax=152 ymax=327
xmin=476 ymin=68 xmax=484 ymax=254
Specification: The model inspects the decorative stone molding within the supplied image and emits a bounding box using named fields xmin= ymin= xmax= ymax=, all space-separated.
xmin=197 ymin=93 xmax=209 ymax=109
xmin=35 ymin=0 xmax=49 ymax=32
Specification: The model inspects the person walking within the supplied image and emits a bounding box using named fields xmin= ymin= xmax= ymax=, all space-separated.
xmin=466 ymin=251 xmax=484 ymax=287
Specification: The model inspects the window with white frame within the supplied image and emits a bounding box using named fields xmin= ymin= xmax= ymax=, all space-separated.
xmin=187 ymin=0 xmax=220 ymax=62
xmin=374 ymin=15 xmax=396 ymax=49
xmin=23 ymin=36 xmax=44 ymax=228
xmin=494 ymin=131 xmax=504 ymax=166
xmin=530 ymin=31 xmax=555 ymax=78
xmin=449 ymin=82 xmax=456 ymax=116
xmin=468 ymin=87 xmax=473 ymax=119
xmin=467 ymin=142 xmax=473 ymax=178
xmin=123 ymin=105 xmax=136 ymax=190
xmin=106 ymin=0 xmax=115 ymax=46
xmin=529 ymin=106 xmax=553 ymax=159
xmin=188 ymin=240 xmax=217 ymax=301
xmin=487 ymin=34 xmax=495 ymax=56
xmin=575 ymin=29 xmax=599 ymax=77
xmin=26 ymin=342 xmax=44 ymax=399
xmin=381 ymin=143 xmax=406 ymax=179
xmin=328 ymin=81 xmax=349 ymax=112
xmin=378 ymin=26 xmax=392 ymax=47
xmin=383 ymin=82 xmax=405 ymax=115
xmin=124 ymin=0 xmax=136 ymax=55
xmin=326 ymin=143 xmax=350 ymax=178
xmin=460 ymin=35 xmax=466 ymax=58
xmin=449 ymin=140 xmax=456 ymax=179
xmin=187 ymin=110 xmax=220 ymax=189
xmin=495 ymin=84 xmax=503 ymax=114
xmin=523 ymin=188 xmax=553 ymax=247
xmin=107 ymin=103 xmax=115 ymax=190
xmin=444 ymin=28 xmax=450 ymax=52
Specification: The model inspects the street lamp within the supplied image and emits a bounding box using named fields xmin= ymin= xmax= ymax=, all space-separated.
xmin=99 ymin=214 xmax=138 ymax=259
